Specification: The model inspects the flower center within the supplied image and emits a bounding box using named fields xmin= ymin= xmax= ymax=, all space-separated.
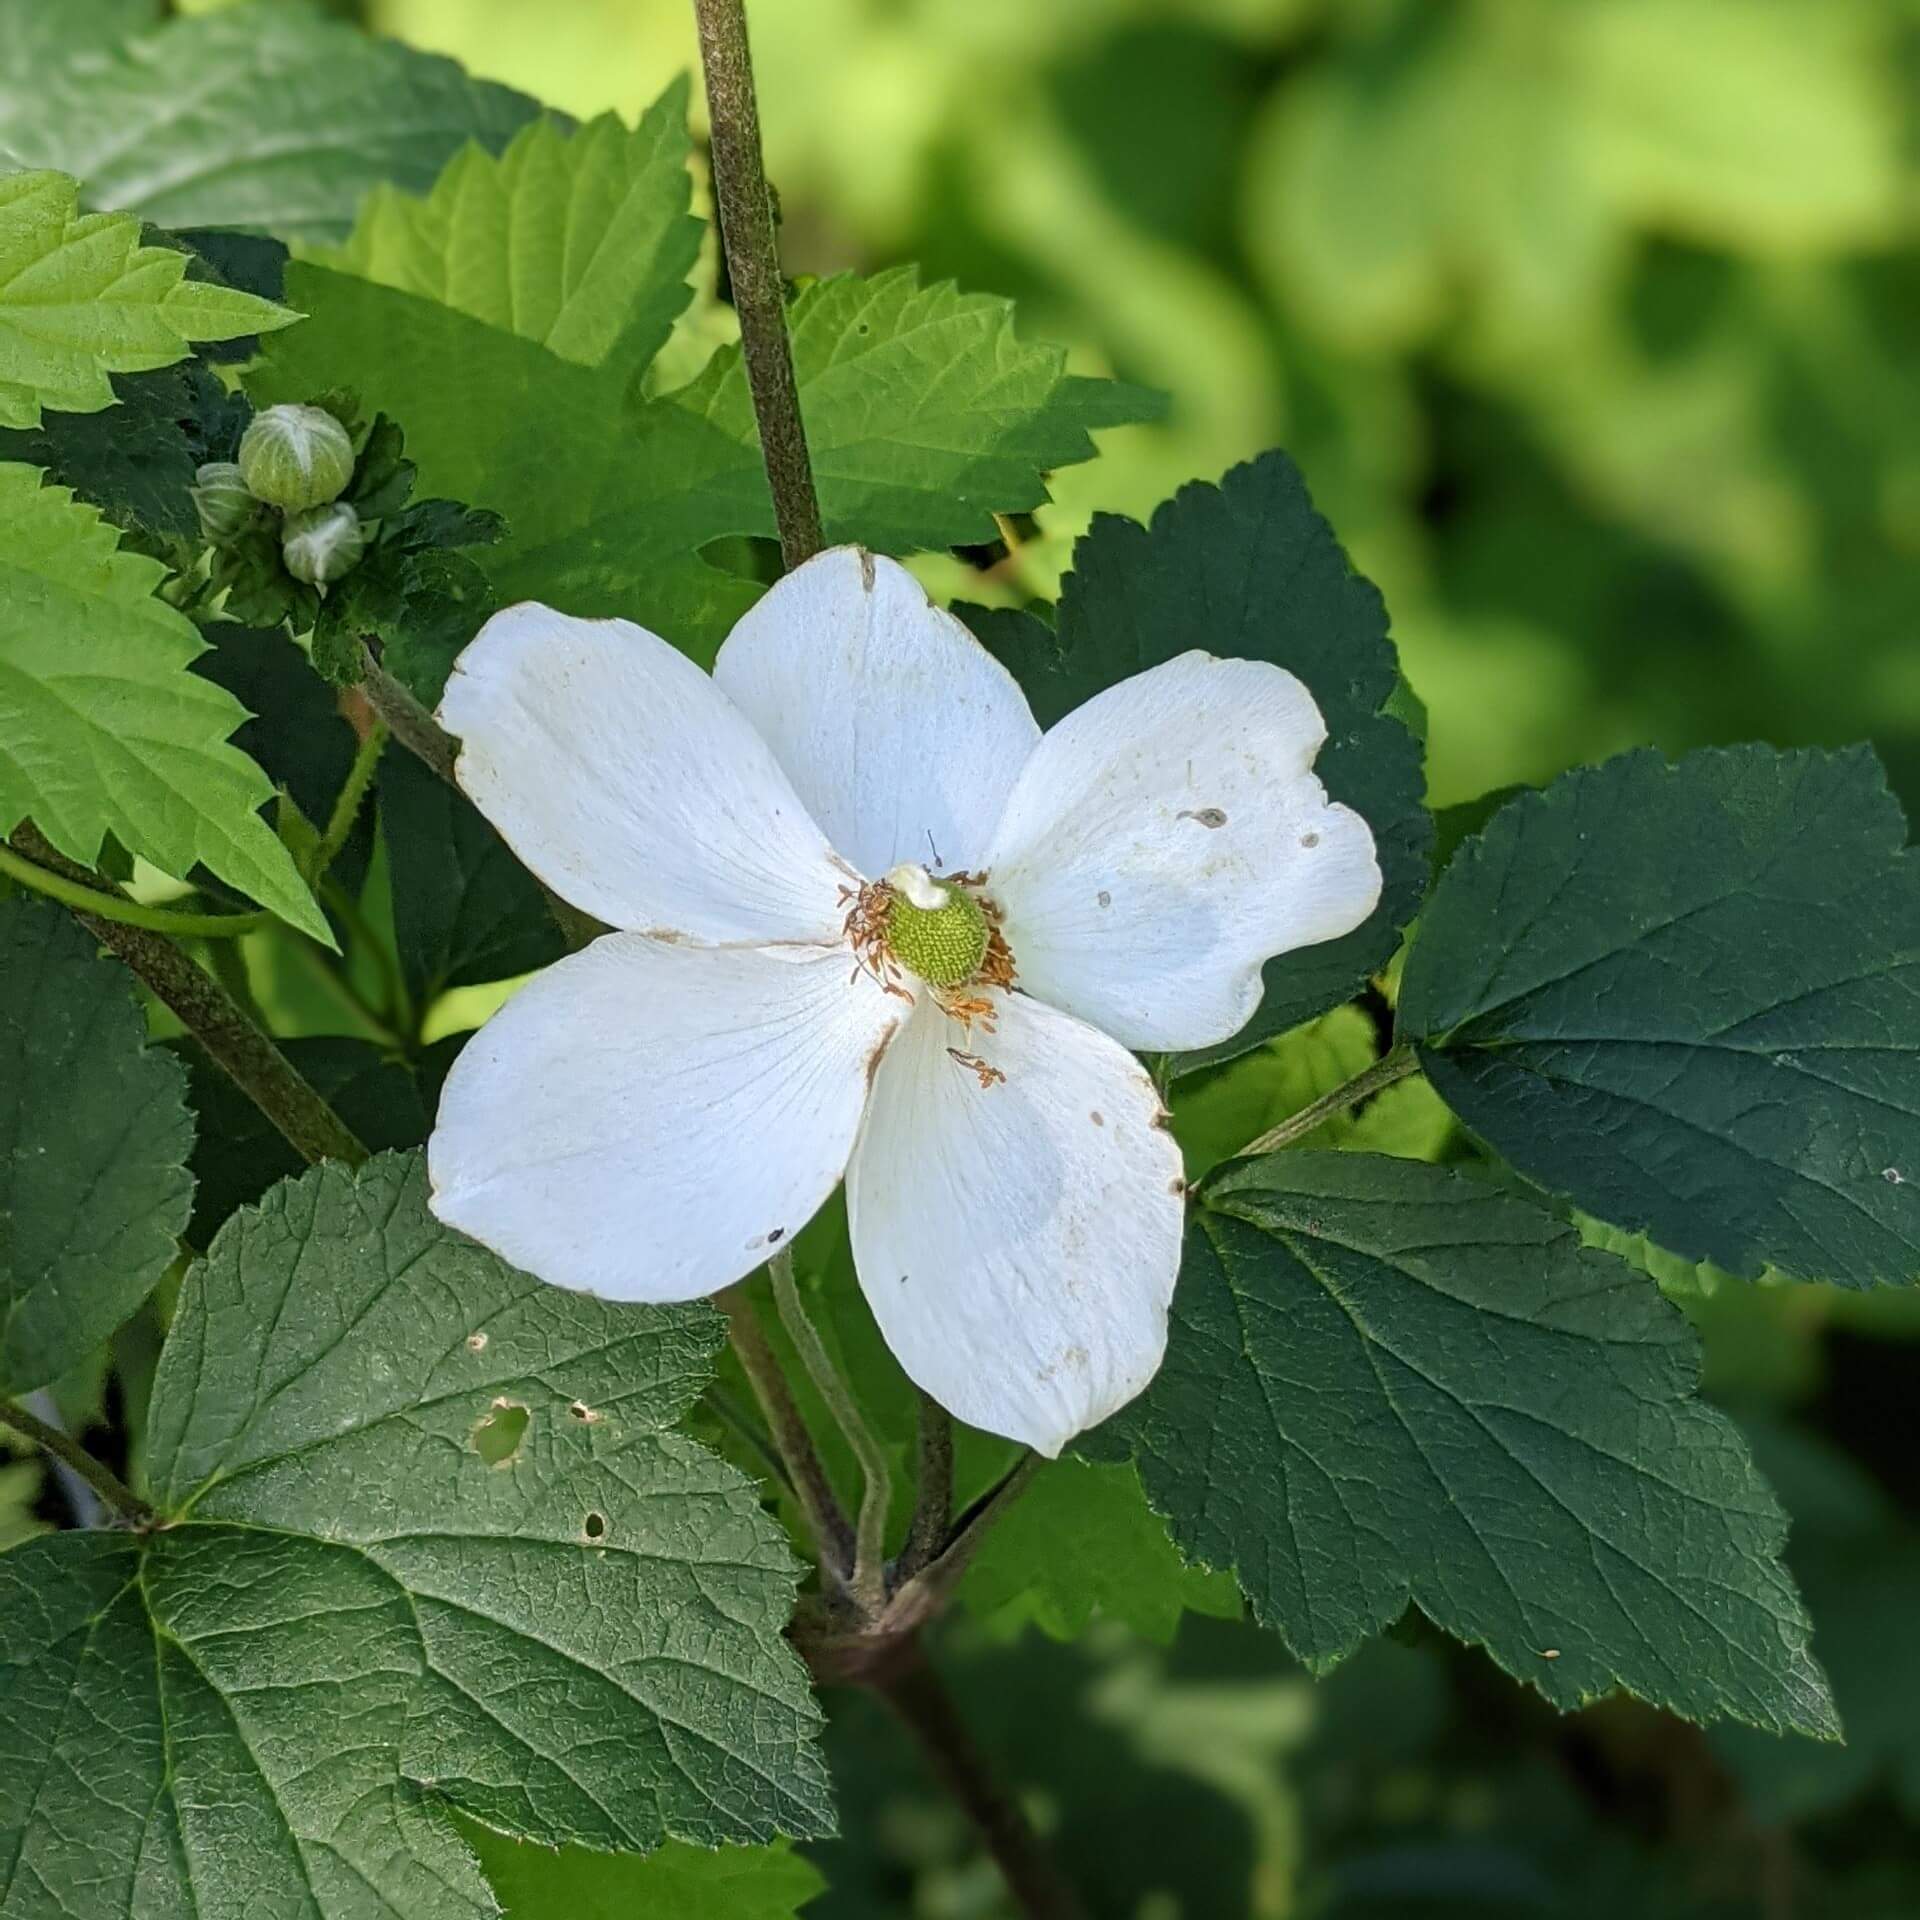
xmin=881 ymin=864 xmax=990 ymax=987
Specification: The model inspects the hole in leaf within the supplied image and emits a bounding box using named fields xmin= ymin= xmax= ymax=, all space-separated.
xmin=472 ymin=1401 xmax=529 ymax=1467
xmin=584 ymin=1511 xmax=607 ymax=1540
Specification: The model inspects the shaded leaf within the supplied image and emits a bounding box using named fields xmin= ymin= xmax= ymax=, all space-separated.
xmin=0 ymin=898 xmax=192 ymax=1394
xmin=0 ymin=0 xmax=548 ymax=245
xmin=1097 ymin=1151 xmax=1837 ymax=1737
xmin=381 ymin=747 xmax=566 ymax=1003
xmin=1402 ymin=745 xmax=1920 ymax=1288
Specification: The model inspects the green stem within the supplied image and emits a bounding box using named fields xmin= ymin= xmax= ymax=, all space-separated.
xmin=716 ymin=1284 xmax=856 ymax=1579
xmin=0 ymin=1398 xmax=153 ymax=1525
xmin=0 ymin=841 xmax=268 ymax=939
xmin=12 ymin=825 xmax=369 ymax=1169
xmin=915 ymin=1452 xmax=1038 ymax=1601
xmin=899 ymin=1393 xmax=953 ymax=1579
xmin=769 ymin=1248 xmax=892 ymax=1610
xmin=692 ymin=0 xmax=825 ymax=569
xmin=1232 ymin=1042 xmax=1419 ymax=1163
xmin=311 ymin=719 xmax=387 ymax=880
xmin=357 ymin=644 xmax=456 ymax=784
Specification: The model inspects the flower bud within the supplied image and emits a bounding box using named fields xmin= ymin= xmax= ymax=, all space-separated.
xmin=281 ymin=500 xmax=369 ymax=591
xmin=238 ymin=403 xmax=355 ymax=511
xmin=189 ymin=461 xmax=264 ymax=545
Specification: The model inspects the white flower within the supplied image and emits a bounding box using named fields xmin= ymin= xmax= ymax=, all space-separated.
xmin=426 ymin=548 xmax=1382 ymax=1455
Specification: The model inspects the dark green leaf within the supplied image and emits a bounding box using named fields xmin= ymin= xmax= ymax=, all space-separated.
xmin=180 ymin=1035 xmax=432 ymax=1244
xmin=0 ymin=360 xmax=246 ymax=541
xmin=0 ymin=898 xmax=193 ymax=1395
xmin=1401 ymin=745 xmax=1920 ymax=1288
xmin=973 ymin=453 xmax=1431 ymax=1072
xmin=1098 ymin=1151 xmax=1836 ymax=1737
xmin=381 ymin=747 xmax=566 ymax=1002
xmin=0 ymin=0 xmax=548 ymax=245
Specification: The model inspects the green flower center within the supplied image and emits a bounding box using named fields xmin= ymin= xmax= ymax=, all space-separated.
xmin=885 ymin=873 xmax=990 ymax=988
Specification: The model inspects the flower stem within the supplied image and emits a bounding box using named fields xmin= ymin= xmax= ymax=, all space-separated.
xmin=916 ymin=1451 xmax=1038 ymax=1600
xmin=769 ymin=1249 xmax=892 ymax=1610
xmin=0 ymin=1398 xmax=153 ymax=1526
xmin=1232 ymin=1041 xmax=1420 ymax=1162
xmin=0 ymin=840 xmax=268 ymax=940
xmin=11 ymin=825 xmax=369 ymax=1169
xmin=357 ymin=644 xmax=456 ymax=784
xmin=692 ymin=0 xmax=825 ymax=570
xmin=310 ymin=718 xmax=387 ymax=880
xmin=716 ymin=1283 xmax=856 ymax=1579
xmin=871 ymin=1641 xmax=1089 ymax=1920
xmin=898 ymin=1393 xmax=953 ymax=1580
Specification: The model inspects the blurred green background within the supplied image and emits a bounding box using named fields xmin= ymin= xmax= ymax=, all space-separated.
xmin=96 ymin=1 xmax=1920 ymax=1913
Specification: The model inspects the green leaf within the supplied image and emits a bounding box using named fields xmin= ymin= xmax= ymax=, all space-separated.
xmin=0 ymin=170 xmax=293 ymax=431
xmin=0 ymin=0 xmax=548 ymax=246
xmin=463 ymin=1825 xmax=825 ymax=1920
xmin=973 ymin=452 xmax=1430 ymax=1073
xmin=1097 ymin=1151 xmax=1837 ymax=1737
xmin=0 ymin=897 xmax=192 ymax=1395
xmin=0 ymin=1153 xmax=830 ymax=1919
xmin=251 ymin=262 xmax=1161 ymax=659
xmin=1401 ymin=745 xmax=1920 ymax=1289
xmin=0 ymin=463 xmax=331 ymax=942
xmin=320 ymin=85 xmax=701 ymax=379
xmin=381 ymin=747 xmax=566 ymax=1004
xmin=959 ymin=1456 xmax=1239 ymax=1644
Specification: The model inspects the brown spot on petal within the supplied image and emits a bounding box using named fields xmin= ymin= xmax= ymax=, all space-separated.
xmin=857 ymin=547 xmax=876 ymax=591
xmin=1178 ymin=807 xmax=1228 ymax=829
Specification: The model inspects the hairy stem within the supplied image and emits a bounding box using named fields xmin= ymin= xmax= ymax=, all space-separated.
xmin=11 ymin=825 xmax=369 ymax=1168
xmin=899 ymin=1393 xmax=953 ymax=1579
xmin=872 ymin=1643 xmax=1089 ymax=1920
xmin=769 ymin=1249 xmax=892 ymax=1610
xmin=0 ymin=1398 xmax=153 ymax=1526
xmin=1233 ymin=1041 xmax=1419 ymax=1162
xmin=357 ymin=645 xmax=456 ymax=784
xmin=311 ymin=718 xmax=387 ymax=879
xmin=717 ymin=1284 xmax=856 ymax=1579
xmin=0 ymin=840 xmax=268 ymax=940
xmin=692 ymin=0 xmax=824 ymax=569
xmin=915 ymin=1452 xmax=1038 ymax=1601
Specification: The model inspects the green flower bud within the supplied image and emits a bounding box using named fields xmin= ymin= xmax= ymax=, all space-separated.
xmin=189 ymin=461 xmax=264 ymax=546
xmin=238 ymin=403 xmax=356 ymax=511
xmin=282 ymin=500 xmax=370 ymax=592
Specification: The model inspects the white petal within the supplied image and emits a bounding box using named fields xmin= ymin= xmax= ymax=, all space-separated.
xmin=440 ymin=602 xmax=852 ymax=943
xmin=713 ymin=547 xmax=1041 ymax=879
xmin=983 ymin=653 xmax=1382 ymax=1052
xmin=846 ymin=991 xmax=1185 ymax=1455
xmin=429 ymin=936 xmax=904 ymax=1303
